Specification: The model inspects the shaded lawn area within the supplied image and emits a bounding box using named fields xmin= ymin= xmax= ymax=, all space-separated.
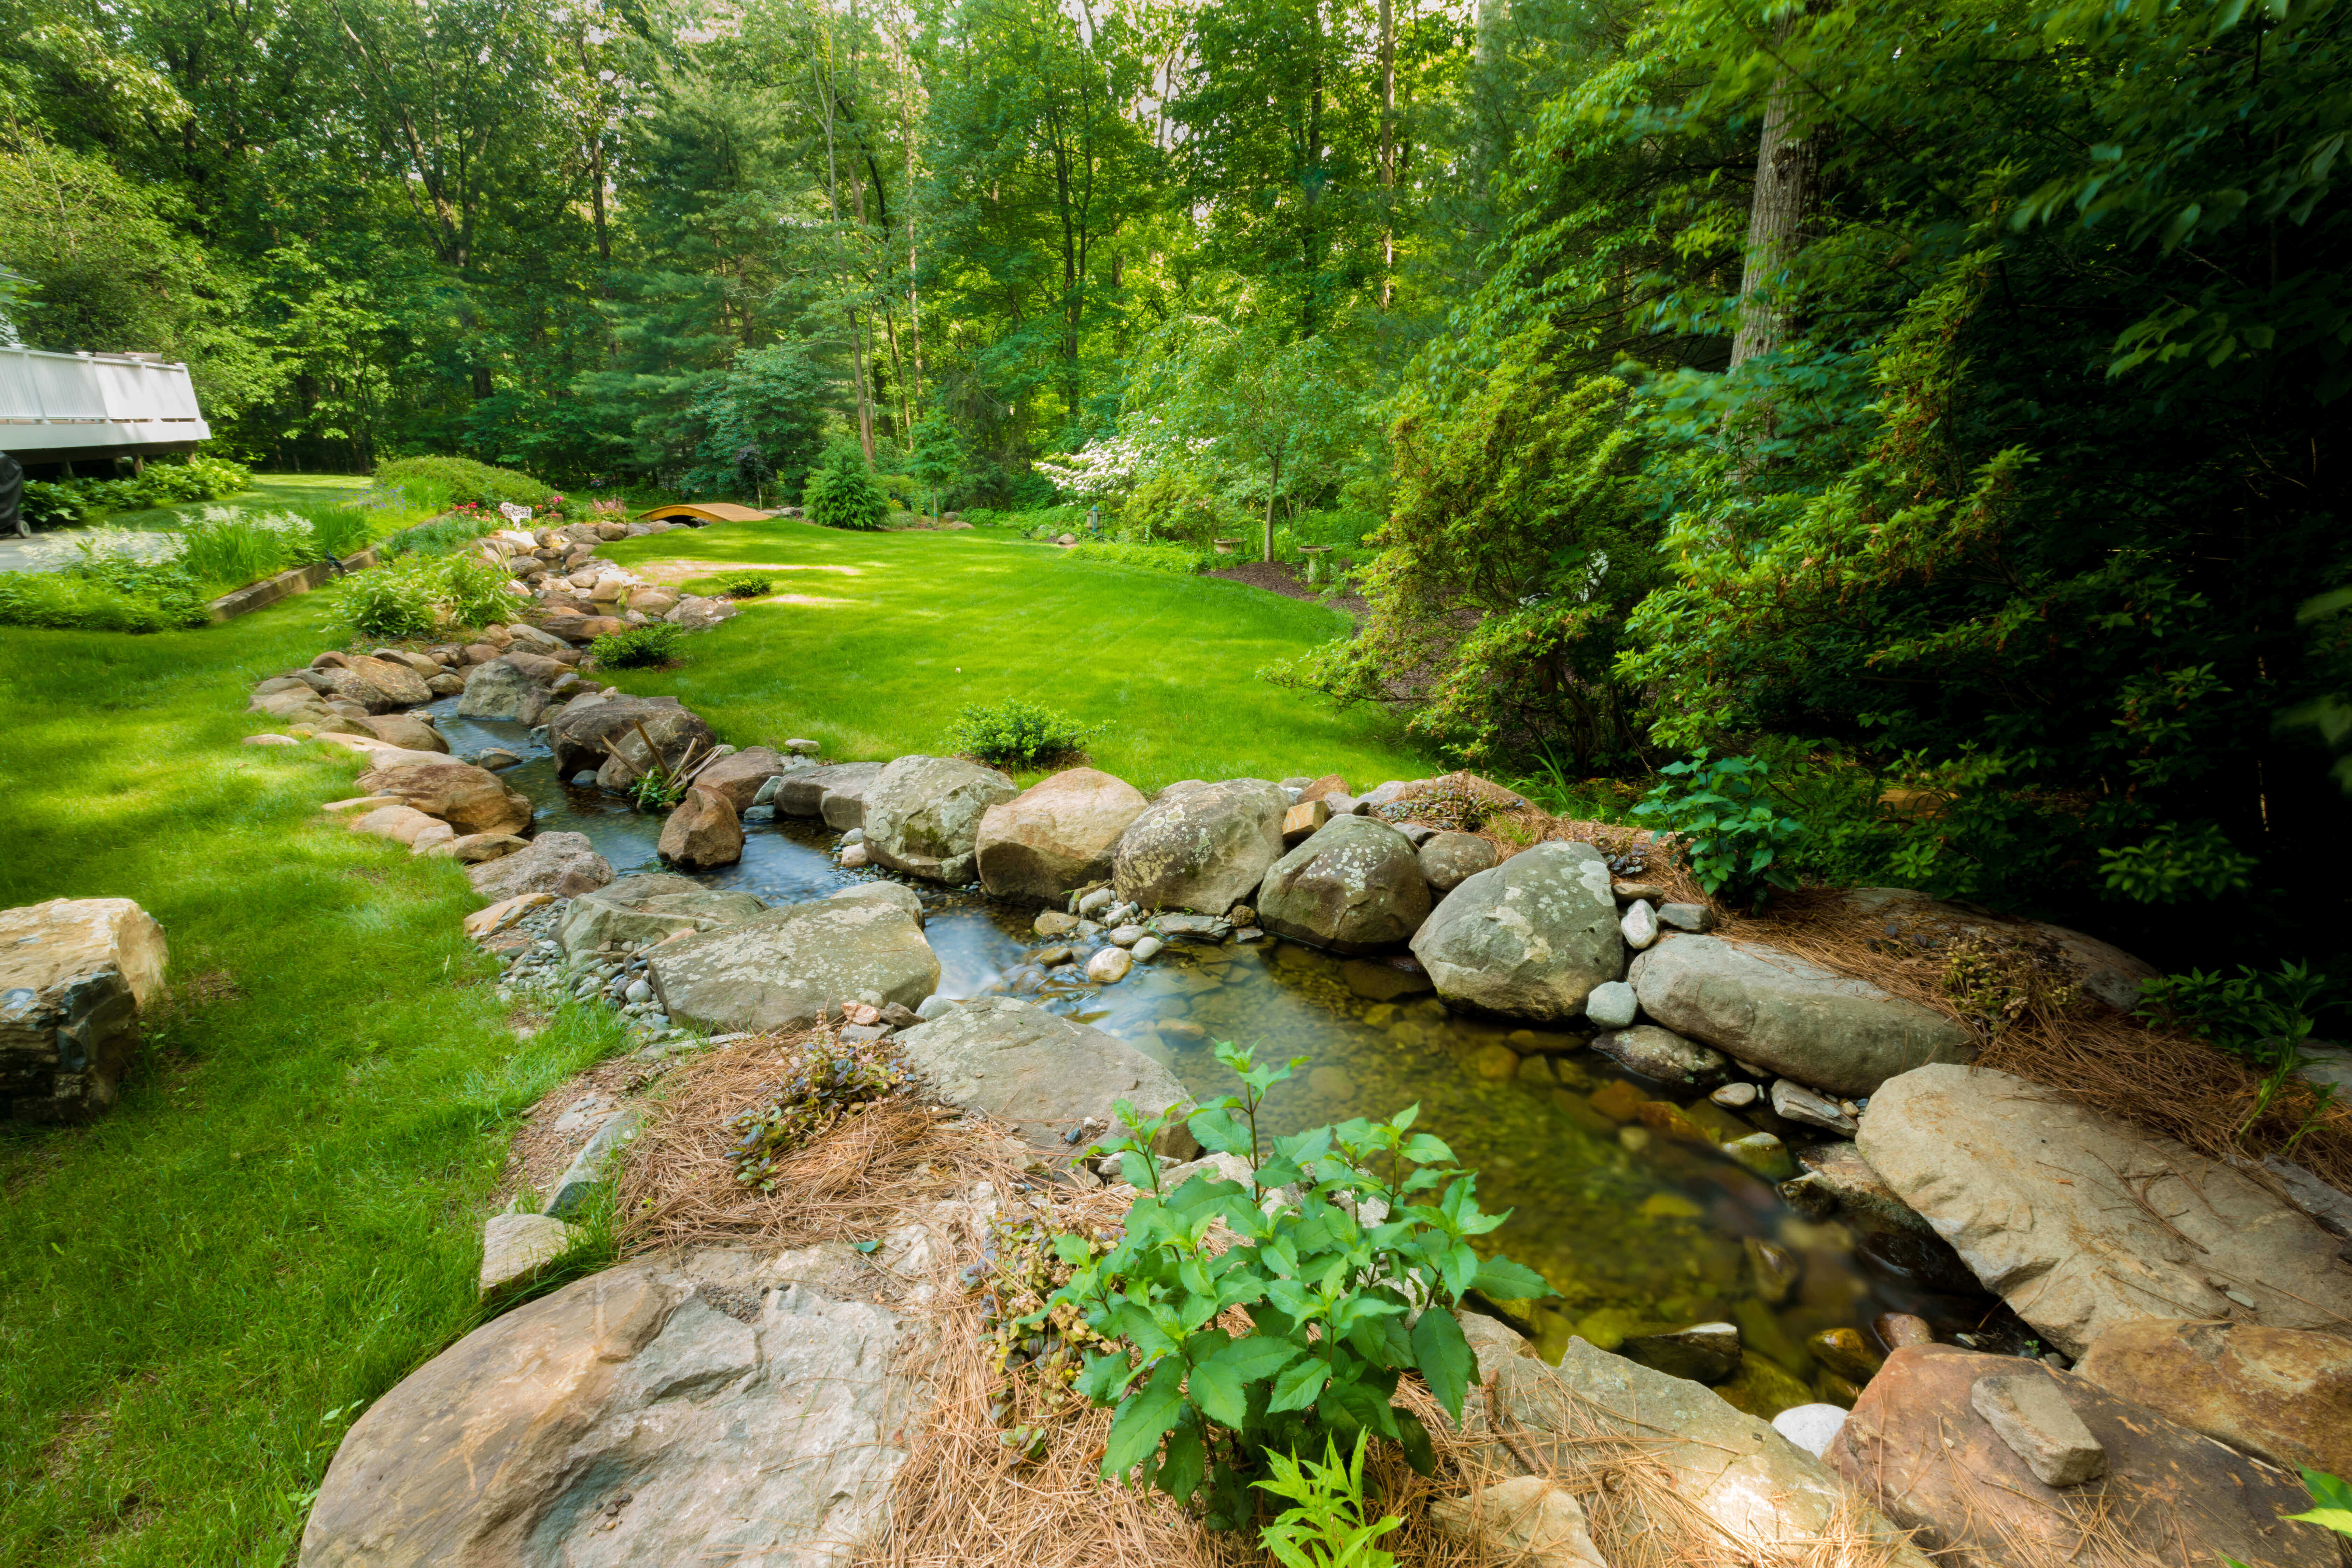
xmin=0 ymin=607 xmax=626 ymax=1566
xmin=600 ymin=519 xmax=1437 ymax=791
xmin=88 ymin=473 xmax=374 ymax=532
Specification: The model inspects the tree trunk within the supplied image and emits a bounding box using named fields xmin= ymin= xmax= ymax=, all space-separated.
xmin=1263 ymin=452 xmax=1281 ymax=563
xmin=1730 ymin=24 xmax=1820 ymax=372
xmin=1379 ymin=0 xmax=1396 ymax=310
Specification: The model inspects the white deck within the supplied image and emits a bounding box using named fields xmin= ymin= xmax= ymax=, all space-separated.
xmin=0 ymin=346 xmax=211 ymax=455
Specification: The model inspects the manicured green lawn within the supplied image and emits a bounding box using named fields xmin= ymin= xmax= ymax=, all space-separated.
xmin=97 ymin=473 xmax=373 ymax=531
xmin=601 ymin=519 xmax=1438 ymax=792
xmin=0 ymin=609 xmax=625 ymax=1565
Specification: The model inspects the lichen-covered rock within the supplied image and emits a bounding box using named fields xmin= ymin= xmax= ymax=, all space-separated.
xmin=1416 ymin=831 xmax=1498 ymax=892
xmin=299 ymin=1265 xmax=927 ymax=1568
xmin=1111 ymin=778 xmax=1288 ymax=914
xmin=1408 ymin=840 xmax=1622 ymax=1022
xmin=1628 ymin=934 xmax=1975 ymax=1098
xmin=859 ymin=755 xmax=1019 ymax=884
xmin=891 ymin=996 xmax=1196 ymax=1156
xmin=1861 ymin=1064 xmax=2352 ymax=1355
xmin=314 ymin=653 xmax=432 ymax=713
xmin=1255 ymin=816 xmax=1430 ymax=953
xmin=556 ymin=874 xmax=766 ymax=956
xmin=453 ymin=658 xmax=551 ymax=725
xmin=0 ymin=897 xmax=168 ymax=1121
xmin=649 ymin=891 xmax=939 ymax=1034
xmin=975 ymin=768 xmax=1149 ymax=903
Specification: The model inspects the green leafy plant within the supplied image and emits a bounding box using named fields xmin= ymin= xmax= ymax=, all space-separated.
xmin=2097 ymin=820 xmax=2261 ymax=904
xmin=803 ymin=442 xmax=889 ymax=531
xmin=717 ymin=572 xmax=774 ymax=599
xmin=335 ymin=554 xmax=526 ymax=639
xmin=170 ymin=509 xmax=322 ymax=588
xmin=21 ymin=481 xmax=84 ymax=529
xmin=2137 ymin=961 xmax=2338 ymax=1146
xmin=589 ymin=622 xmax=683 ymax=669
xmin=725 ymin=1038 xmax=912 ymax=1191
xmin=2226 ymin=1469 xmax=2352 ymax=1568
xmin=1039 ymin=1041 xmax=1554 ymax=1528
xmin=1255 ymin=1433 xmax=1402 ymax=1568
xmin=1632 ymin=749 xmax=1802 ymax=908
xmin=948 ymin=698 xmax=1095 ymax=767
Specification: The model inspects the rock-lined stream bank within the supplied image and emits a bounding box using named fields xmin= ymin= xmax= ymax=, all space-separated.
xmin=431 ymin=695 xmax=2019 ymax=1414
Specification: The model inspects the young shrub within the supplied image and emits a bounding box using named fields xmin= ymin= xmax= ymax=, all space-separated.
xmin=947 ymin=698 xmax=1094 ymax=768
xmin=1041 ymin=1042 xmax=1554 ymax=1529
xmin=716 ymin=572 xmax=774 ymax=599
xmin=802 ymin=442 xmax=889 ymax=531
xmin=589 ymin=622 xmax=683 ymax=669
xmin=337 ymin=558 xmax=442 ymax=639
xmin=1631 ymin=749 xmax=1804 ymax=909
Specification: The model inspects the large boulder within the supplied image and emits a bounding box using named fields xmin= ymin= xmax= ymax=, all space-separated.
xmin=1860 ymin=1064 xmax=2352 ymax=1356
xmin=298 ymin=1265 xmax=926 ymax=1568
xmin=548 ymin=695 xmax=711 ymax=782
xmin=1111 ymin=778 xmax=1288 ymax=914
xmin=1255 ymin=816 xmax=1431 ymax=954
xmin=658 ymin=786 xmax=743 ymax=871
xmin=649 ymin=889 xmax=939 ymax=1034
xmin=0 ymin=897 xmax=168 ymax=1121
xmin=1408 ymin=840 xmax=1622 ymax=1022
xmin=355 ymin=760 xmax=535 ymax=837
xmin=314 ymin=653 xmax=432 ymax=713
xmin=891 ymin=996 xmax=1197 ymax=1157
xmin=974 ymin=767 xmax=1149 ymax=903
xmin=1827 ymin=1344 xmax=2336 ymax=1568
xmin=1628 ymin=935 xmax=1976 ymax=1098
xmin=819 ymin=766 xmax=887 ymax=831
xmin=556 ymin=875 xmax=768 ymax=957
xmin=454 ymin=658 xmax=552 ymax=725
xmin=2073 ymin=1319 xmax=2352 ymax=1479
xmin=693 ymin=746 xmax=799 ymax=813
xmin=343 ymin=712 xmax=448 ymax=754
xmin=467 ymin=832 xmax=614 ymax=902
xmin=773 ymin=761 xmax=883 ymax=820
xmin=1457 ymin=1314 xmax=1932 ymax=1568
xmin=859 ymin=755 xmax=1019 ymax=884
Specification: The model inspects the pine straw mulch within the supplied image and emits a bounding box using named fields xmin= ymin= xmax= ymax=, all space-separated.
xmin=876 ymin=1200 xmax=1926 ymax=1568
xmin=613 ymin=1026 xmax=1037 ymax=1258
xmin=1713 ymin=887 xmax=2352 ymax=1196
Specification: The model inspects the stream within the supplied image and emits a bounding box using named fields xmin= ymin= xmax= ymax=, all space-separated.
xmin=436 ymin=697 xmax=2015 ymax=1407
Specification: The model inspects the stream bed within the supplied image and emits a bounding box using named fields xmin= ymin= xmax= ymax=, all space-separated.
xmin=436 ymin=698 xmax=2011 ymax=1407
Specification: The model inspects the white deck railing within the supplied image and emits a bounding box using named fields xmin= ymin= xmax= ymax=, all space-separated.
xmin=0 ymin=346 xmax=211 ymax=453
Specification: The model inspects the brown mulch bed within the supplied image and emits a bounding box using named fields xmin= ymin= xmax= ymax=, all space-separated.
xmin=1208 ymin=558 xmax=1369 ymax=616
xmin=500 ymin=1053 xmax=668 ymax=1209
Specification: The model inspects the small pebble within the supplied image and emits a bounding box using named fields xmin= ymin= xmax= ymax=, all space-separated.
xmin=1710 ymin=1082 xmax=1758 ymax=1109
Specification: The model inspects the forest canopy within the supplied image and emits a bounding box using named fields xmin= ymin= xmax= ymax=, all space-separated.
xmin=2 ymin=0 xmax=2346 ymax=962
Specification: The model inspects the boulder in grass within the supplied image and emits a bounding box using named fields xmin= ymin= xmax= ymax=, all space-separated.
xmin=1111 ymin=778 xmax=1288 ymax=915
xmin=347 ymin=804 xmax=447 ymax=846
xmin=355 ymin=760 xmax=535 ymax=837
xmin=657 ymin=785 xmax=743 ymax=872
xmin=0 ymin=897 xmax=168 ymax=1121
xmin=1409 ymin=840 xmax=1622 ymax=1023
xmin=344 ymin=712 xmax=449 ymax=754
xmin=1255 ymin=816 xmax=1431 ymax=954
xmin=467 ymin=831 xmax=613 ymax=901
xmin=859 ymin=755 xmax=1020 ymax=884
xmin=974 ymin=767 xmax=1150 ymax=904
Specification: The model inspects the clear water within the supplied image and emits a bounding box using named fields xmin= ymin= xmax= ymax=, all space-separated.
xmin=435 ymin=699 xmax=2011 ymax=1408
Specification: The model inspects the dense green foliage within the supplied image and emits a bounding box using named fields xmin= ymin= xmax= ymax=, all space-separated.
xmin=588 ymin=622 xmax=684 ymax=669
xmin=803 ymin=442 xmax=891 ymax=531
xmin=1049 ymin=1043 xmax=1550 ymax=1526
xmin=372 ymin=457 xmax=551 ymax=512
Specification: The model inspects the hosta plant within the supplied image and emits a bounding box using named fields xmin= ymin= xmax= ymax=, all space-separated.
xmin=1039 ymin=1041 xmax=1553 ymax=1529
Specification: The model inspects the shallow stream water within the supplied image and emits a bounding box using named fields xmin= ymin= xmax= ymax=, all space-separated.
xmin=436 ymin=698 xmax=2007 ymax=1410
